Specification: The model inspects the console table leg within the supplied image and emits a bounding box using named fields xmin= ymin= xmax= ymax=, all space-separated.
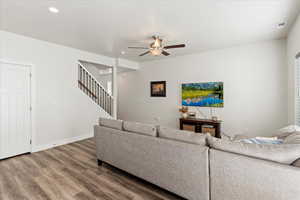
xmin=97 ymin=159 xmax=103 ymax=166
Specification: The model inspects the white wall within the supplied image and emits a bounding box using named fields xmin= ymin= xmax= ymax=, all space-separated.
xmin=118 ymin=58 xmax=140 ymax=70
xmin=82 ymin=63 xmax=112 ymax=91
xmin=98 ymin=74 xmax=113 ymax=94
xmin=0 ymin=30 xmax=113 ymax=151
xmin=287 ymin=14 xmax=300 ymax=124
xmin=118 ymin=40 xmax=288 ymax=137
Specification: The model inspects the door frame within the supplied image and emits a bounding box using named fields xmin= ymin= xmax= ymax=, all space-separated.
xmin=0 ymin=59 xmax=35 ymax=154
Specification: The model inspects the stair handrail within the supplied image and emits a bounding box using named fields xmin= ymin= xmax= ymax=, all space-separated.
xmin=77 ymin=61 xmax=114 ymax=99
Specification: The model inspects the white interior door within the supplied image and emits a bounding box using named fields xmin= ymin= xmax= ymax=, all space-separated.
xmin=0 ymin=62 xmax=31 ymax=159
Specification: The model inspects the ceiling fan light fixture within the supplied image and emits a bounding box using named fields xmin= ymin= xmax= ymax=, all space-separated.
xmin=129 ymin=35 xmax=186 ymax=57
xmin=49 ymin=7 xmax=59 ymax=13
xmin=153 ymin=39 xmax=162 ymax=48
xmin=150 ymin=48 xmax=162 ymax=56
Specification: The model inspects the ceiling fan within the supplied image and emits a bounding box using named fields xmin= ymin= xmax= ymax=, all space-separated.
xmin=128 ymin=36 xmax=186 ymax=57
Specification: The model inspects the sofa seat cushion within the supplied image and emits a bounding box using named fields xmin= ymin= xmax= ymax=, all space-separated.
xmin=208 ymin=136 xmax=300 ymax=165
xmin=158 ymin=127 xmax=207 ymax=145
xmin=99 ymin=118 xmax=123 ymax=130
xmin=123 ymin=121 xmax=157 ymax=137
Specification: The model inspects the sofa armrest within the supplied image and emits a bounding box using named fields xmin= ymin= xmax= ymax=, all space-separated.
xmin=94 ymin=125 xmax=125 ymax=161
xmin=210 ymin=149 xmax=300 ymax=200
xmin=94 ymin=125 xmax=106 ymax=160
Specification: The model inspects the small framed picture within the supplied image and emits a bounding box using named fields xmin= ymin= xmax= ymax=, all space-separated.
xmin=150 ymin=81 xmax=166 ymax=97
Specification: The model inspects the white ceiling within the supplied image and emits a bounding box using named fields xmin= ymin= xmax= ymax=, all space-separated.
xmin=79 ymin=60 xmax=135 ymax=74
xmin=1 ymin=0 xmax=300 ymax=62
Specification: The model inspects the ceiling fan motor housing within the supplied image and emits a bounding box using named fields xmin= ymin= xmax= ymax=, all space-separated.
xmin=128 ymin=35 xmax=186 ymax=57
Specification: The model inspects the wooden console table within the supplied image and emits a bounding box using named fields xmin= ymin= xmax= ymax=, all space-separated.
xmin=179 ymin=118 xmax=222 ymax=138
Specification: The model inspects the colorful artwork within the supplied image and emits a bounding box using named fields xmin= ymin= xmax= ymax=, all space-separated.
xmin=182 ymin=82 xmax=223 ymax=107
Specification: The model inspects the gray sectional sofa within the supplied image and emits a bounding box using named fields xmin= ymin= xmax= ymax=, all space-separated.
xmin=94 ymin=118 xmax=300 ymax=200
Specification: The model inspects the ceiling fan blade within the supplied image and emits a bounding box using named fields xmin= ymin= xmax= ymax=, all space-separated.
xmin=128 ymin=47 xmax=148 ymax=49
xmin=139 ymin=51 xmax=150 ymax=56
xmin=162 ymin=51 xmax=170 ymax=56
xmin=164 ymin=44 xmax=186 ymax=49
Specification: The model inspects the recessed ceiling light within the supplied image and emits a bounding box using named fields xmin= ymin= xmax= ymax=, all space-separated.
xmin=121 ymin=51 xmax=126 ymax=55
xmin=49 ymin=7 xmax=59 ymax=13
xmin=277 ymin=22 xmax=286 ymax=29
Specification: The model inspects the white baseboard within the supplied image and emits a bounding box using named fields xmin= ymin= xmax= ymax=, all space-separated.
xmin=32 ymin=133 xmax=93 ymax=153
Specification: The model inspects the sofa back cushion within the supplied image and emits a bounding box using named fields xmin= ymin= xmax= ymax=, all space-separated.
xmin=207 ymin=136 xmax=300 ymax=165
xmin=123 ymin=121 xmax=157 ymax=137
xmin=99 ymin=118 xmax=123 ymax=130
xmin=158 ymin=127 xmax=207 ymax=145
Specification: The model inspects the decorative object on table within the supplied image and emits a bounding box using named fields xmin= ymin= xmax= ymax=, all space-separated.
xmin=182 ymin=82 xmax=224 ymax=107
xmin=181 ymin=113 xmax=188 ymax=119
xmin=151 ymin=81 xmax=166 ymax=97
xmin=212 ymin=116 xmax=218 ymax=121
xmin=179 ymin=118 xmax=222 ymax=138
xmin=179 ymin=106 xmax=189 ymax=118
xmin=188 ymin=112 xmax=196 ymax=118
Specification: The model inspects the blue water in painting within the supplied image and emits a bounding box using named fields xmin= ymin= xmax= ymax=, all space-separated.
xmin=182 ymin=97 xmax=223 ymax=107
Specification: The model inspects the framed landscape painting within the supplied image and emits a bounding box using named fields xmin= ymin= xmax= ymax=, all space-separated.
xmin=182 ymin=82 xmax=223 ymax=107
xmin=151 ymin=81 xmax=166 ymax=97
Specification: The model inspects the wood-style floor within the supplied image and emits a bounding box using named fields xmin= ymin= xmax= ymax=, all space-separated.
xmin=0 ymin=138 xmax=183 ymax=200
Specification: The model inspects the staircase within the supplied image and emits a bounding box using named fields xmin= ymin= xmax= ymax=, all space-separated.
xmin=78 ymin=62 xmax=113 ymax=116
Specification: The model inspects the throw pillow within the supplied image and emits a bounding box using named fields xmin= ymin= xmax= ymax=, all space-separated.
xmin=241 ymin=137 xmax=283 ymax=144
xmin=275 ymin=125 xmax=300 ymax=139
xmin=283 ymin=132 xmax=300 ymax=144
xmin=207 ymin=136 xmax=300 ymax=165
xmin=232 ymin=134 xmax=252 ymax=141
